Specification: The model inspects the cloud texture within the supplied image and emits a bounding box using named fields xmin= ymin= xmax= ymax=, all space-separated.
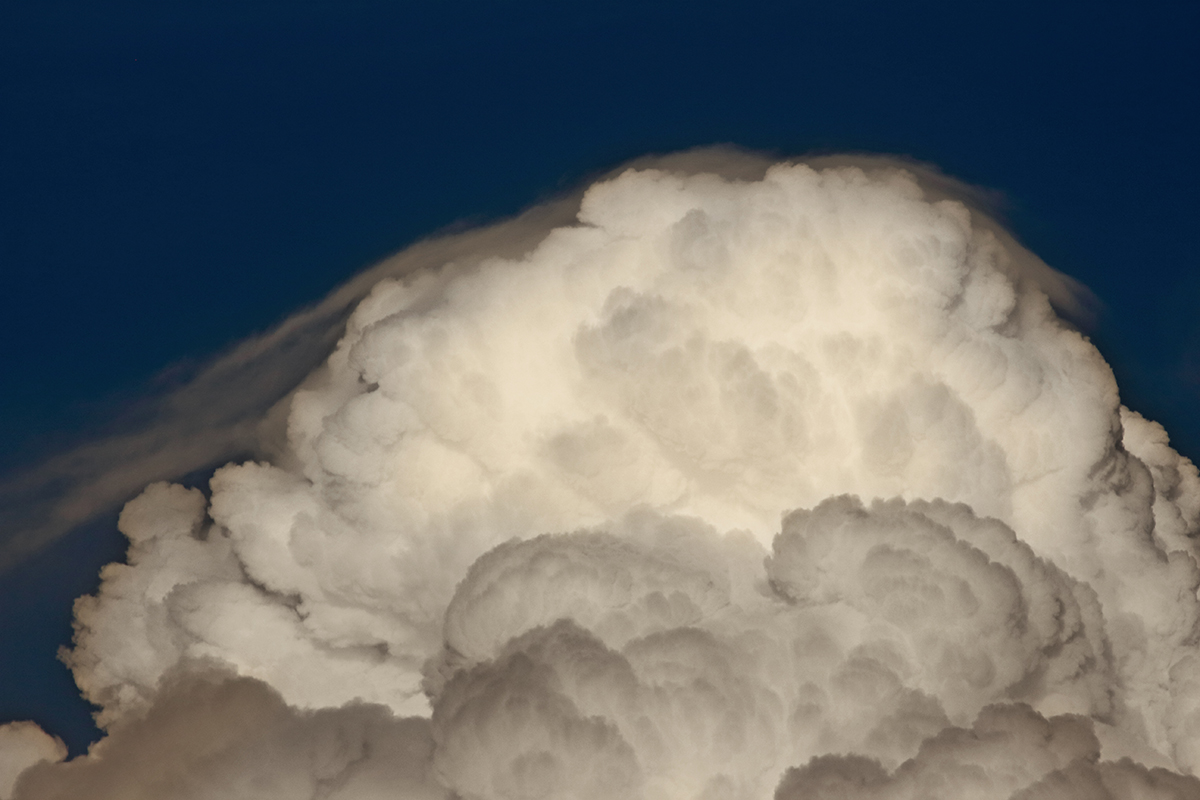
xmin=6 ymin=154 xmax=1200 ymax=799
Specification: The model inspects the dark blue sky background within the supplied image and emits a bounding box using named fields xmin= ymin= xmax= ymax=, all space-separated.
xmin=2 ymin=0 xmax=1197 ymax=756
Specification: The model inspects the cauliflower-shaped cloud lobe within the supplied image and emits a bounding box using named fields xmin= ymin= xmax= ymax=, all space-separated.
xmin=9 ymin=153 xmax=1200 ymax=799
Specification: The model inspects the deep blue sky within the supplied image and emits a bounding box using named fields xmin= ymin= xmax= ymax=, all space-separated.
xmin=2 ymin=0 xmax=1197 ymax=756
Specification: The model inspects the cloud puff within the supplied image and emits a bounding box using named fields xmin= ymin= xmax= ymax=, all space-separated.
xmin=6 ymin=152 xmax=1200 ymax=798
xmin=0 ymin=724 xmax=64 ymax=800
xmin=774 ymin=703 xmax=1200 ymax=800
xmin=10 ymin=669 xmax=444 ymax=800
xmin=767 ymin=497 xmax=1112 ymax=721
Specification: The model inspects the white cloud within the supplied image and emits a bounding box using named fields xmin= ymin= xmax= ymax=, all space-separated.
xmin=7 ymin=151 xmax=1200 ymax=799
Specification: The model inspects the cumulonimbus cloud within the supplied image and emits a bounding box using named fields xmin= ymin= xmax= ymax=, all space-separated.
xmin=4 ymin=150 xmax=1199 ymax=799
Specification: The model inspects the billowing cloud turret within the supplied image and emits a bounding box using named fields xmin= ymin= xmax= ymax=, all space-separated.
xmin=7 ymin=153 xmax=1200 ymax=799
